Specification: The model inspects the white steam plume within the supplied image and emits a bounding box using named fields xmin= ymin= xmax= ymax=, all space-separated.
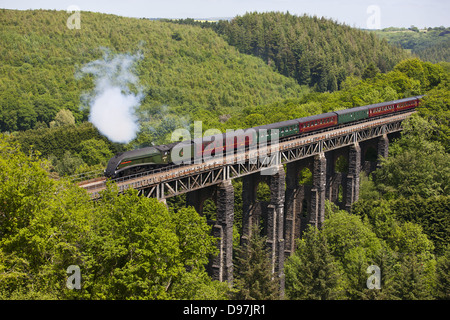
xmin=78 ymin=49 xmax=144 ymax=143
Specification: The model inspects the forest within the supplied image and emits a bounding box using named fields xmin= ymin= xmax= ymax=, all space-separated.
xmin=171 ymin=12 xmax=409 ymax=92
xmin=0 ymin=9 xmax=449 ymax=300
xmin=372 ymin=26 xmax=450 ymax=63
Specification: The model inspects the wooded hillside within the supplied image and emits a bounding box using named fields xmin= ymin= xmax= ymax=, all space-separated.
xmin=0 ymin=9 xmax=305 ymax=133
xmin=174 ymin=12 xmax=409 ymax=91
xmin=373 ymin=27 xmax=450 ymax=63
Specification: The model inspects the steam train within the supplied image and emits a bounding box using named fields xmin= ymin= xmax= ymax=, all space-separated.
xmin=105 ymin=96 xmax=422 ymax=179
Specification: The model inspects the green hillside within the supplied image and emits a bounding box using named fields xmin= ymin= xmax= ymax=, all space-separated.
xmin=174 ymin=12 xmax=409 ymax=91
xmin=0 ymin=9 xmax=305 ymax=134
xmin=372 ymin=27 xmax=450 ymax=63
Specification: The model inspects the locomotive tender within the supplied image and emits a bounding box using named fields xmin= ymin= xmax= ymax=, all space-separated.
xmin=105 ymin=96 xmax=422 ymax=179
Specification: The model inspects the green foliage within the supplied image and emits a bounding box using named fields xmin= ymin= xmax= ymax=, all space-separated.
xmin=0 ymin=136 xmax=227 ymax=299
xmin=0 ymin=9 xmax=306 ymax=135
xmin=374 ymin=115 xmax=450 ymax=199
xmin=362 ymin=62 xmax=380 ymax=80
xmin=81 ymin=185 xmax=220 ymax=299
xmin=394 ymin=58 xmax=445 ymax=91
xmin=185 ymin=12 xmax=408 ymax=92
xmin=372 ymin=27 xmax=450 ymax=63
xmin=298 ymin=167 xmax=312 ymax=185
xmin=321 ymin=208 xmax=383 ymax=268
xmin=7 ymin=122 xmax=122 ymax=177
xmin=49 ymin=151 xmax=85 ymax=176
xmin=233 ymin=225 xmax=279 ymax=300
xmin=435 ymin=245 xmax=450 ymax=299
xmin=9 ymin=122 xmax=117 ymax=159
xmin=0 ymin=135 xmax=92 ymax=298
xmin=50 ymin=109 xmax=75 ymax=128
xmin=256 ymin=182 xmax=271 ymax=203
xmin=320 ymin=202 xmax=439 ymax=299
xmin=78 ymin=138 xmax=113 ymax=166
xmin=285 ymin=226 xmax=342 ymax=299
xmin=354 ymin=192 xmax=448 ymax=257
xmin=418 ymin=78 xmax=450 ymax=152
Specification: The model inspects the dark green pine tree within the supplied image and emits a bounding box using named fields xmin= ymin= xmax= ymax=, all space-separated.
xmin=297 ymin=55 xmax=312 ymax=86
xmin=284 ymin=225 xmax=342 ymax=299
xmin=362 ymin=62 xmax=380 ymax=80
xmin=233 ymin=225 xmax=280 ymax=300
xmin=390 ymin=255 xmax=433 ymax=300
xmin=434 ymin=245 xmax=450 ymax=300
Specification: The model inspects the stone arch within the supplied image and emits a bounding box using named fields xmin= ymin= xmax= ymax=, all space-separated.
xmin=241 ymin=165 xmax=285 ymax=278
xmin=335 ymin=155 xmax=349 ymax=173
xmin=284 ymin=158 xmax=314 ymax=256
xmin=256 ymin=181 xmax=271 ymax=203
xmin=242 ymin=175 xmax=273 ymax=241
xmin=298 ymin=167 xmax=313 ymax=186
xmin=363 ymin=146 xmax=378 ymax=162
xmin=185 ymin=181 xmax=235 ymax=283
xmin=203 ymin=198 xmax=217 ymax=222
xmin=185 ymin=185 xmax=216 ymax=217
xmin=326 ymin=148 xmax=347 ymax=207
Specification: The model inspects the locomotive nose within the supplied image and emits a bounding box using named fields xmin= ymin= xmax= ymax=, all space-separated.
xmin=105 ymin=154 xmax=121 ymax=178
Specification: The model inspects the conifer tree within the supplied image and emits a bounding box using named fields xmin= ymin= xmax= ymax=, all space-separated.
xmin=233 ymin=225 xmax=279 ymax=300
xmin=284 ymin=225 xmax=342 ymax=299
xmin=434 ymin=245 xmax=450 ymax=299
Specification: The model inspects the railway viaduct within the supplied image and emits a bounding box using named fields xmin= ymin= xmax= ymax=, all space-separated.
xmin=80 ymin=111 xmax=412 ymax=294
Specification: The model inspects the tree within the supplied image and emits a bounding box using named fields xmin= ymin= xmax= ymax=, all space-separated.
xmin=390 ymin=254 xmax=435 ymax=300
xmin=233 ymin=225 xmax=279 ymax=300
xmin=50 ymin=151 xmax=85 ymax=176
xmin=49 ymin=109 xmax=75 ymax=128
xmin=0 ymin=136 xmax=226 ymax=300
xmin=80 ymin=184 xmax=223 ymax=299
xmin=78 ymin=138 xmax=113 ymax=166
xmin=434 ymin=245 xmax=450 ymax=299
xmin=374 ymin=115 xmax=450 ymax=198
xmin=0 ymin=135 xmax=92 ymax=299
xmin=362 ymin=62 xmax=380 ymax=80
xmin=321 ymin=207 xmax=384 ymax=299
xmin=284 ymin=225 xmax=342 ymax=299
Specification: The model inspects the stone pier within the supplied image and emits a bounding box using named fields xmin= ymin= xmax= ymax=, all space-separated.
xmin=241 ymin=165 xmax=286 ymax=294
xmin=377 ymin=134 xmax=389 ymax=167
xmin=310 ymin=152 xmax=326 ymax=228
xmin=186 ymin=181 xmax=234 ymax=284
xmin=345 ymin=142 xmax=361 ymax=212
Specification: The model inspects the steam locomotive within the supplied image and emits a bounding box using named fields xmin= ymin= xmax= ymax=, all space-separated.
xmin=105 ymin=96 xmax=422 ymax=179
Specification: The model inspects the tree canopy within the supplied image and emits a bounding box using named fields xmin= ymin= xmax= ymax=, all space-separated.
xmin=0 ymin=135 xmax=228 ymax=299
